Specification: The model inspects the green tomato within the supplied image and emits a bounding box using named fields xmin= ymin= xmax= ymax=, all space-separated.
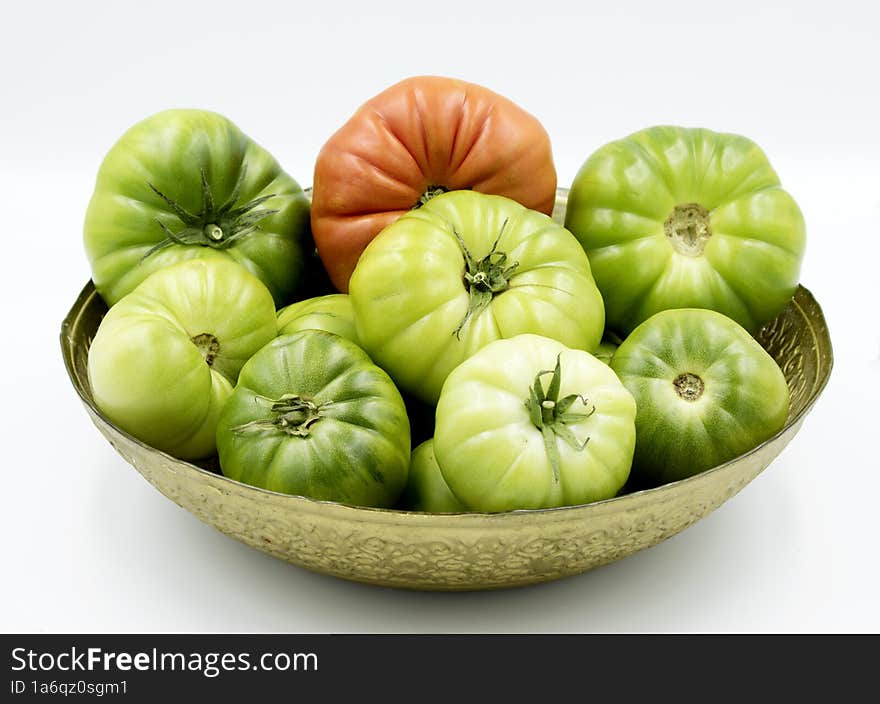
xmin=401 ymin=440 xmax=467 ymax=513
xmin=350 ymin=191 xmax=605 ymax=404
xmin=84 ymin=109 xmax=311 ymax=307
xmin=276 ymin=294 xmax=359 ymax=345
xmin=609 ymin=308 xmax=790 ymax=485
xmin=594 ymin=336 xmax=619 ymax=365
xmin=275 ymin=295 xmax=440 ymax=448
xmin=564 ymin=126 xmax=806 ymax=336
xmin=216 ymin=331 xmax=411 ymax=508
xmin=434 ymin=334 xmax=636 ymax=512
xmin=87 ymin=258 xmax=277 ymax=459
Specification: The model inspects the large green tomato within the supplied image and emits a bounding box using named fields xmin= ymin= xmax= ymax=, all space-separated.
xmin=216 ymin=331 xmax=410 ymax=508
xmin=87 ymin=258 xmax=277 ymax=459
xmin=276 ymin=294 xmax=359 ymax=345
xmin=564 ymin=126 xmax=806 ymax=336
xmin=400 ymin=440 xmax=467 ymax=513
xmin=84 ymin=109 xmax=311 ymax=307
xmin=434 ymin=334 xmax=636 ymax=512
xmin=349 ymin=191 xmax=605 ymax=404
xmin=610 ymin=308 xmax=790 ymax=485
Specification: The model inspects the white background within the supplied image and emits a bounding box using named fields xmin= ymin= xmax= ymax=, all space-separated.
xmin=1 ymin=0 xmax=878 ymax=633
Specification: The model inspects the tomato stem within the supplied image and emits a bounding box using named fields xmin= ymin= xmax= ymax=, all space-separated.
xmin=524 ymin=355 xmax=596 ymax=482
xmin=452 ymin=219 xmax=519 ymax=339
xmin=413 ymin=185 xmax=448 ymax=209
xmin=231 ymin=394 xmax=333 ymax=437
xmin=140 ymin=164 xmax=278 ymax=262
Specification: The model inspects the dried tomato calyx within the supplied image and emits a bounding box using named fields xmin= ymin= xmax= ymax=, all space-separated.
xmin=191 ymin=333 xmax=220 ymax=366
xmin=673 ymin=372 xmax=705 ymax=401
xmin=664 ymin=202 xmax=712 ymax=256
xmin=413 ymin=185 xmax=449 ymax=209
xmin=231 ymin=394 xmax=334 ymax=438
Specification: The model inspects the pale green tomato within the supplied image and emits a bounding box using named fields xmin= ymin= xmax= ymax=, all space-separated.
xmin=401 ymin=440 xmax=467 ymax=513
xmin=434 ymin=334 xmax=636 ymax=512
xmin=276 ymin=294 xmax=359 ymax=345
xmin=83 ymin=109 xmax=311 ymax=307
xmin=610 ymin=308 xmax=790 ymax=485
xmin=564 ymin=125 xmax=806 ymax=336
xmin=216 ymin=331 xmax=411 ymax=508
xmin=87 ymin=258 xmax=278 ymax=459
xmin=350 ymin=191 xmax=605 ymax=404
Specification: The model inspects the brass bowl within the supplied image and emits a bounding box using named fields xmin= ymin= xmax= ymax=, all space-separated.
xmin=61 ymin=190 xmax=833 ymax=591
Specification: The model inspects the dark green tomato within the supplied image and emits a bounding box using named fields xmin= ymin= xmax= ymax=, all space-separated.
xmin=565 ymin=126 xmax=806 ymax=337
xmin=276 ymin=294 xmax=359 ymax=345
xmin=84 ymin=109 xmax=311 ymax=306
xmin=610 ymin=308 xmax=790 ymax=485
xmin=216 ymin=331 xmax=411 ymax=508
xmin=400 ymin=440 xmax=467 ymax=513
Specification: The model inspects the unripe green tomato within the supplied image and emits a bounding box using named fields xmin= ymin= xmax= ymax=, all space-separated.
xmin=594 ymin=336 xmax=620 ymax=365
xmin=87 ymin=258 xmax=278 ymax=459
xmin=216 ymin=331 xmax=411 ymax=508
xmin=276 ymin=294 xmax=359 ymax=346
xmin=434 ymin=334 xmax=636 ymax=512
xmin=350 ymin=190 xmax=605 ymax=405
xmin=610 ymin=308 xmax=790 ymax=485
xmin=84 ymin=109 xmax=311 ymax=307
xmin=565 ymin=125 xmax=806 ymax=337
xmin=401 ymin=440 xmax=468 ymax=513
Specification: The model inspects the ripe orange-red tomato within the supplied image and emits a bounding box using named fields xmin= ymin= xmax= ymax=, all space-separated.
xmin=311 ymin=75 xmax=557 ymax=292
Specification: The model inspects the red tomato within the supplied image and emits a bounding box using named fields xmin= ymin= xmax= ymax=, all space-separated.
xmin=311 ymin=75 xmax=557 ymax=291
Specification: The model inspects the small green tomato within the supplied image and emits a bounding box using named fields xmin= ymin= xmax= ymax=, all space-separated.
xmin=401 ymin=440 xmax=468 ymax=513
xmin=276 ymin=294 xmax=359 ymax=345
